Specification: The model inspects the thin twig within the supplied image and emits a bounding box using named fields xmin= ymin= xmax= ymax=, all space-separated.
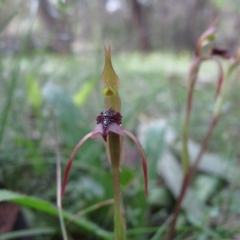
xmin=52 ymin=111 xmax=68 ymax=240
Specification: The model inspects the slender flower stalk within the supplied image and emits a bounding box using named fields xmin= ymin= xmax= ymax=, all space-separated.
xmin=61 ymin=46 xmax=148 ymax=240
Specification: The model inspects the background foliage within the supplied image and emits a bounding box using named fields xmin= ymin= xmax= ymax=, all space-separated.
xmin=0 ymin=0 xmax=240 ymax=239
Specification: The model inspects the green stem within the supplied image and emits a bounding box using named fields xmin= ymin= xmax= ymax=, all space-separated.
xmin=112 ymin=166 xmax=125 ymax=240
xmin=181 ymin=58 xmax=201 ymax=173
xmin=107 ymin=131 xmax=125 ymax=240
xmin=58 ymin=209 xmax=68 ymax=240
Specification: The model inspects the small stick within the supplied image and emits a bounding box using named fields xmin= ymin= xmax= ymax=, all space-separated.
xmin=52 ymin=110 xmax=68 ymax=240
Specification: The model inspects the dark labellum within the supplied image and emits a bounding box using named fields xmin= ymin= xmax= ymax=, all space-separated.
xmin=212 ymin=48 xmax=232 ymax=59
xmin=96 ymin=108 xmax=122 ymax=140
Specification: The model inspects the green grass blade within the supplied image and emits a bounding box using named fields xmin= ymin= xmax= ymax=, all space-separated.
xmin=0 ymin=190 xmax=112 ymax=240
xmin=0 ymin=228 xmax=55 ymax=240
xmin=0 ymin=65 xmax=19 ymax=146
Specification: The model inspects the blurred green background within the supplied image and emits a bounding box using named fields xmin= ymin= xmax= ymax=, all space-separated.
xmin=0 ymin=0 xmax=240 ymax=239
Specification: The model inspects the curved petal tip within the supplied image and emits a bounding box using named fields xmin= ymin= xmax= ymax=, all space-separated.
xmin=122 ymin=128 xmax=148 ymax=198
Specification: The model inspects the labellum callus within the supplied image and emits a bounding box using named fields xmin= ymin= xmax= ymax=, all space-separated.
xmin=96 ymin=108 xmax=122 ymax=141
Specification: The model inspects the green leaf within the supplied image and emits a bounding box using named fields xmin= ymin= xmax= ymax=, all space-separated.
xmin=148 ymin=186 xmax=173 ymax=208
xmin=0 ymin=228 xmax=55 ymax=240
xmin=194 ymin=174 xmax=221 ymax=202
xmin=25 ymin=75 xmax=43 ymax=110
xmin=138 ymin=119 xmax=174 ymax=180
xmin=186 ymin=140 xmax=240 ymax=183
xmin=42 ymin=82 xmax=83 ymax=144
xmin=73 ymin=79 xmax=95 ymax=106
xmin=158 ymin=151 xmax=207 ymax=226
xmin=120 ymin=166 xmax=135 ymax=187
xmin=0 ymin=190 xmax=112 ymax=240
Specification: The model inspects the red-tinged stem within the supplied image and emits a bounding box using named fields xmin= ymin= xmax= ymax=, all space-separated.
xmin=182 ymin=58 xmax=201 ymax=173
xmin=214 ymin=59 xmax=224 ymax=99
xmin=166 ymin=116 xmax=219 ymax=240
xmin=112 ymin=165 xmax=125 ymax=240
xmin=108 ymin=132 xmax=125 ymax=240
xmin=190 ymin=116 xmax=218 ymax=178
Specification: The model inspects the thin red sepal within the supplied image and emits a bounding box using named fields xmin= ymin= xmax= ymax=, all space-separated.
xmin=61 ymin=132 xmax=93 ymax=197
xmin=122 ymin=129 xmax=148 ymax=198
xmin=211 ymin=58 xmax=224 ymax=99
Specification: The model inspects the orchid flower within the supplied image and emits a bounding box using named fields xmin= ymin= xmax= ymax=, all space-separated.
xmin=167 ymin=18 xmax=237 ymax=240
xmin=61 ymin=107 xmax=148 ymax=196
xmin=62 ymin=46 xmax=148 ymax=240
